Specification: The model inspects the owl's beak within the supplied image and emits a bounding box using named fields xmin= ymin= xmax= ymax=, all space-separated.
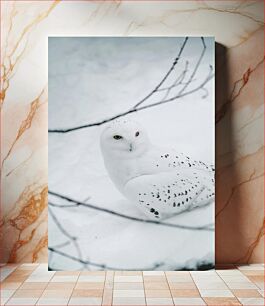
xmin=129 ymin=143 xmax=133 ymax=152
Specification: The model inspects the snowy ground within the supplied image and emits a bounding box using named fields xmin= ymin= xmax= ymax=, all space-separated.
xmin=48 ymin=37 xmax=215 ymax=270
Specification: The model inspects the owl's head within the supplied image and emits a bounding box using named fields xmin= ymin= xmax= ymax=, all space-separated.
xmin=100 ymin=120 xmax=150 ymax=159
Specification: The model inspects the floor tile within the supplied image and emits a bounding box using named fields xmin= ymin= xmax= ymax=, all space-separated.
xmin=19 ymin=282 xmax=48 ymax=290
xmin=165 ymin=271 xmax=190 ymax=275
xmin=199 ymin=289 xmax=234 ymax=297
xmin=195 ymin=282 xmax=228 ymax=290
xmin=19 ymin=264 xmax=38 ymax=270
xmin=232 ymin=289 xmax=262 ymax=298
xmin=237 ymin=264 xmax=264 ymax=271
xmin=55 ymin=271 xmax=80 ymax=276
xmin=1 ymin=297 xmax=10 ymax=305
xmin=0 ymin=289 xmax=15 ymax=298
xmin=143 ymin=271 xmax=165 ymax=276
xmin=25 ymin=276 xmax=54 ymax=283
xmin=171 ymin=289 xmax=200 ymax=297
xmin=216 ymin=270 xmax=245 ymax=276
xmin=80 ymin=271 xmax=106 ymax=275
xmin=241 ymin=270 xmax=264 ymax=276
xmin=1 ymin=263 xmax=264 ymax=305
xmin=255 ymin=282 xmax=265 ymax=290
xmin=74 ymin=282 xmax=105 ymax=289
xmin=191 ymin=270 xmax=216 ymax=275
xmin=68 ymin=297 xmax=102 ymax=305
xmin=226 ymin=282 xmax=258 ymax=289
xmin=146 ymin=297 xmax=174 ymax=305
xmin=78 ymin=275 xmax=105 ymax=282
xmin=144 ymin=276 xmax=167 ymax=282
xmin=50 ymin=275 xmax=78 ymax=282
xmin=168 ymin=282 xmax=197 ymax=289
xmin=203 ymin=297 xmax=242 ymax=305
xmin=114 ymin=282 xmax=144 ymax=290
xmin=247 ymin=275 xmax=264 ymax=282
xmin=46 ymin=282 xmax=76 ymax=290
xmin=144 ymin=282 xmax=169 ymax=290
xmin=12 ymin=289 xmax=43 ymax=298
xmin=145 ymin=290 xmax=171 ymax=298
xmin=167 ymin=276 xmax=192 ymax=283
xmin=3 ymin=275 xmax=28 ymax=283
xmin=112 ymin=297 xmax=146 ymax=305
xmin=219 ymin=275 xmax=251 ymax=282
xmin=37 ymin=298 xmax=69 ymax=305
xmin=115 ymin=271 xmax=142 ymax=276
xmin=113 ymin=290 xmax=145 ymax=297
xmin=6 ymin=297 xmax=38 ymax=305
xmin=0 ymin=282 xmax=22 ymax=290
xmin=102 ymin=289 xmax=113 ymax=306
xmin=40 ymin=290 xmax=72 ymax=298
xmin=238 ymin=297 xmax=265 ymax=305
xmin=114 ymin=276 xmax=143 ymax=282
xmin=258 ymin=290 xmax=264 ymax=297
xmin=173 ymin=297 xmax=206 ymax=305
xmin=0 ymin=267 xmax=19 ymax=282
xmin=71 ymin=289 xmax=103 ymax=297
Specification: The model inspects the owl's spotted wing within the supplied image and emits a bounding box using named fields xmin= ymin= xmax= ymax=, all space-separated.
xmin=124 ymin=168 xmax=214 ymax=220
xmin=148 ymin=148 xmax=214 ymax=174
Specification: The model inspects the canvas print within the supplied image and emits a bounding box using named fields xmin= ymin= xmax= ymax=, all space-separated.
xmin=48 ymin=37 xmax=215 ymax=271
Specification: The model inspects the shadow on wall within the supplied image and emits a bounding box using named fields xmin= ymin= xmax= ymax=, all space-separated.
xmin=215 ymin=43 xmax=231 ymax=263
xmin=215 ymin=43 xmax=255 ymax=264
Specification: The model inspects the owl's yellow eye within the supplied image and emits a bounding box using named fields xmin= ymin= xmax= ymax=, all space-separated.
xmin=113 ymin=135 xmax=123 ymax=140
xmin=135 ymin=131 xmax=140 ymax=137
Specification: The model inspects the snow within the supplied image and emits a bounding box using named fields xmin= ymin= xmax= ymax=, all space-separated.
xmin=48 ymin=37 xmax=215 ymax=270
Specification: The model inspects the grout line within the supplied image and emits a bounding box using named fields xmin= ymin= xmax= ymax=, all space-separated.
xmin=142 ymin=271 xmax=147 ymax=306
xmin=101 ymin=271 xmax=107 ymax=306
xmin=67 ymin=270 xmax=81 ymax=305
xmin=164 ymin=270 xmax=175 ymax=305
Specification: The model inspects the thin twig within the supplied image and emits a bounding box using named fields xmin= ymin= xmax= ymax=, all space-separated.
xmin=132 ymin=37 xmax=189 ymax=109
xmin=48 ymin=37 xmax=214 ymax=134
xmin=49 ymin=191 xmax=214 ymax=231
xmin=49 ymin=247 xmax=163 ymax=271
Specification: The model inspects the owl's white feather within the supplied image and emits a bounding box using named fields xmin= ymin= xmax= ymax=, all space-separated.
xmin=100 ymin=120 xmax=214 ymax=220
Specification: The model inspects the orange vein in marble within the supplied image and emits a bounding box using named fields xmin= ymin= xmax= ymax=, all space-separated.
xmin=32 ymin=232 xmax=48 ymax=263
xmin=228 ymin=25 xmax=264 ymax=50
xmin=0 ymin=1 xmax=59 ymax=105
xmin=1 ymin=88 xmax=45 ymax=166
xmin=124 ymin=3 xmax=264 ymax=36
xmin=9 ymin=186 xmax=47 ymax=231
xmin=0 ymin=2 xmax=17 ymax=104
xmin=5 ymin=152 xmax=33 ymax=177
xmin=8 ymin=1 xmax=60 ymax=59
xmin=216 ymin=57 xmax=264 ymax=124
xmin=171 ymin=3 xmax=264 ymax=25
xmin=8 ymin=186 xmax=47 ymax=262
xmin=8 ymin=228 xmax=36 ymax=262
xmin=235 ymin=219 xmax=265 ymax=264
xmin=215 ymin=170 xmax=264 ymax=218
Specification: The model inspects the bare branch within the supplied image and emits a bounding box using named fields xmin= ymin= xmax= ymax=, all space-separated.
xmin=132 ymin=37 xmax=189 ymax=109
xmin=48 ymin=37 xmax=214 ymax=134
xmin=48 ymin=72 xmax=213 ymax=134
xmin=49 ymin=191 xmax=214 ymax=232
xmin=49 ymin=206 xmax=87 ymax=269
xmin=49 ymin=247 xmax=163 ymax=271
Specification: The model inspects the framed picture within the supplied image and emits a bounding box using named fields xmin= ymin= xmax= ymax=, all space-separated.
xmin=48 ymin=37 xmax=215 ymax=271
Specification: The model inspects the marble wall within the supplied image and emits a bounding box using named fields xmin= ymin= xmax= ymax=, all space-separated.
xmin=1 ymin=1 xmax=264 ymax=264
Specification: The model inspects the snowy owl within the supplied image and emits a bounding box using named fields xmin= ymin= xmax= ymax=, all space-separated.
xmin=100 ymin=120 xmax=214 ymax=220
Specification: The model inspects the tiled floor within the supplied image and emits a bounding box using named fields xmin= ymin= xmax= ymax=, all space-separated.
xmin=0 ymin=264 xmax=264 ymax=305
